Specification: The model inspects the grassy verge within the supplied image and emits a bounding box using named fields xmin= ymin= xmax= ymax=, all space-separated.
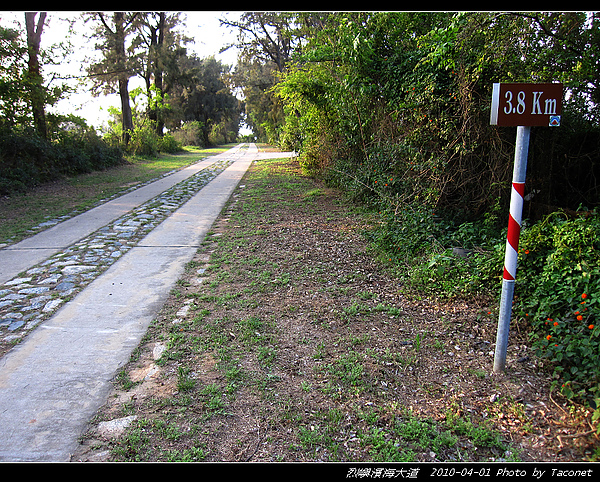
xmin=72 ymin=157 xmax=599 ymax=463
xmin=0 ymin=145 xmax=233 ymax=245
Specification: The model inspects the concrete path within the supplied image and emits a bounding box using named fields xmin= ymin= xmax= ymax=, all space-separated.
xmin=0 ymin=144 xmax=249 ymax=285
xmin=0 ymin=144 xmax=294 ymax=461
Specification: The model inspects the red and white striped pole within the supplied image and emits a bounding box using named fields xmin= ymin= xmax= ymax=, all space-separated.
xmin=494 ymin=125 xmax=531 ymax=373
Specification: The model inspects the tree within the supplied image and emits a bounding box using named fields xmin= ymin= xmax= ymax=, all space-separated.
xmin=85 ymin=12 xmax=140 ymax=145
xmin=168 ymin=55 xmax=241 ymax=146
xmin=232 ymin=58 xmax=282 ymax=143
xmin=24 ymin=12 xmax=47 ymax=138
xmin=135 ymin=12 xmax=189 ymax=135
xmin=220 ymin=12 xmax=300 ymax=73
xmin=222 ymin=12 xmax=303 ymax=142
xmin=0 ymin=22 xmax=28 ymax=130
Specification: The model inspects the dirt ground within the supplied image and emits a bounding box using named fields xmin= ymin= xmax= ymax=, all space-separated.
xmin=71 ymin=156 xmax=599 ymax=463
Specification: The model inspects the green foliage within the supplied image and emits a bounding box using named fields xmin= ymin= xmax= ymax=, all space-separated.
xmin=128 ymin=121 xmax=160 ymax=157
xmin=158 ymin=133 xmax=181 ymax=153
xmin=102 ymin=106 xmax=182 ymax=156
xmin=360 ymin=409 xmax=510 ymax=462
xmin=171 ymin=121 xmax=204 ymax=147
xmin=0 ymin=116 xmax=123 ymax=194
xmin=515 ymin=211 xmax=600 ymax=409
xmin=276 ymin=12 xmax=600 ymax=216
xmin=169 ymin=56 xmax=242 ymax=146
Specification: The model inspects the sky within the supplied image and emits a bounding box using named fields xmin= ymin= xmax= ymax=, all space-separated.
xmin=1 ymin=11 xmax=243 ymax=131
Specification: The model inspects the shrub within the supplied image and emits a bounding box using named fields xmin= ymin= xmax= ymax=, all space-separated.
xmin=514 ymin=211 xmax=600 ymax=409
xmin=171 ymin=121 xmax=204 ymax=147
xmin=158 ymin=133 xmax=182 ymax=154
xmin=0 ymin=122 xmax=123 ymax=194
xmin=128 ymin=122 xmax=159 ymax=157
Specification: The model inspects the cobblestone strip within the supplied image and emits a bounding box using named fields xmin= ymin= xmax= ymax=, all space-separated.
xmin=0 ymin=158 xmax=233 ymax=346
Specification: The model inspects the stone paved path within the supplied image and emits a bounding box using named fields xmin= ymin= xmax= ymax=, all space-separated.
xmin=0 ymin=144 xmax=294 ymax=461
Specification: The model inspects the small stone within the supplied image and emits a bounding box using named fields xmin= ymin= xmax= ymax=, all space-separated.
xmin=37 ymin=220 xmax=58 ymax=228
xmin=1 ymin=294 xmax=26 ymax=301
xmin=43 ymin=299 xmax=63 ymax=313
xmin=97 ymin=415 xmax=137 ymax=438
xmin=55 ymin=282 xmax=76 ymax=292
xmin=62 ymin=265 xmax=95 ymax=275
xmin=8 ymin=319 xmax=25 ymax=331
xmin=153 ymin=343 xmax=166 ymax=360
xmin=27 ymin=296 xmax=52 ymax=309
xmin=53 ymin=260 xmax=78 ymax=267
xmin=38 ymin=274 xmax=62 ymax=284
xmin=176 ymin=305 xmax=191 ymax=318
xmin=4 ymin=277 xmax=32 ymax=286
xmin=18 ymin=287 xmax=50 ymax=295
xmin=144 ymin=366 xmax=160 ymax=380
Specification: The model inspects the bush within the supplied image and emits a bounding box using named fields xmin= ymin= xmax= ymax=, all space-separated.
xmin=515 ymin=211 xmax=600 ymax=409
xmin=171 ymin=121 xmax=204 ymax=147
xmin=128 ymin=122 xmax=160 ymax=157
xmin=0 ymin=122 xmax=123 ymax=194
xmin=158 ymin=133 xmax=182 ymax=154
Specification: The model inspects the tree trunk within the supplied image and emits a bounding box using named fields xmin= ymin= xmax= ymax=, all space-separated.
xmin=154 ymin=12 xmax=166 ymax=136
xmin=119 ymin=77 xmax=134 ymax=145
xmin=145 ymin=12 xmax=166 ymax=136
xmin=114 ymin=12 xmax=134 ymax=145
xmin=25 ymin=12 xmax=47 ymax=139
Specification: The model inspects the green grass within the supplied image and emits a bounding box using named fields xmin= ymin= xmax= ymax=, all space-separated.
xmin=0 ymin=145 xmax=232 ymax=245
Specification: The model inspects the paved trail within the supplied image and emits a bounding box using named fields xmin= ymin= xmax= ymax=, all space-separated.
xmin=0 ymin=144 xmax=294 ymax=461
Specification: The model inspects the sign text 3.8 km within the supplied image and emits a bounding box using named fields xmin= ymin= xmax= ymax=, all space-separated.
xmin=490 ymin=82 xmax=563 ymax=127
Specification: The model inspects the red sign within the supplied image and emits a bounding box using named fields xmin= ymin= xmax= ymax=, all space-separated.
xmin=490 ymin=83 xmax=563 ymax=127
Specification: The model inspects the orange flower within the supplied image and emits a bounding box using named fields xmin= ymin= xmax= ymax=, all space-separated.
xmin=524 ymin=250 xmax=530 ymax=254
xmin=582 ymin=293 xmax=588 ymax=299
xmin=546 ymin=335 xmax=552 ymax=341
xmin=589 ymin=325 xmax=595 ymax=330
xmin=575 ymin=311 xmax=580 ymax=315
xmin=553 ymin=321 xmax=559 ymax=326
xmin=577 ymin=315 xmax=583 ymax=321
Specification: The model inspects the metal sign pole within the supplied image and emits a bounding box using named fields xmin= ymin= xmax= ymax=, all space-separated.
xmin=493 ymin=125 xmax=531 ymax=373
